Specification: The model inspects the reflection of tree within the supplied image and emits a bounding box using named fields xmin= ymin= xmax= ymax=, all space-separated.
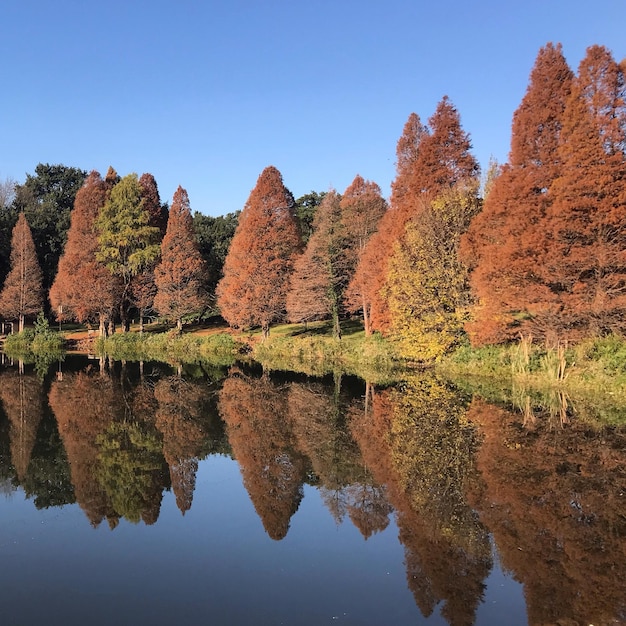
xmin=467 ymin=398 xmax=626 ymax=625
xmin=219 ymin=371 xmax=307 ymax=540
xmin=96 ymin=420 xmax=168 ymax=525
xmin=288 ymin=381 xmax=391 ymax=538
xmin=154 ymin=376 xmax=219 ymax=515
xmin=0 ymin=404 xmax=17 ymax=494
xmin=49 ymin=370 xmax=121 ymax=528
xmin=0 ymin=370 xmax=44 ymax=482
xmin=350 ymin=376 xmax=491 ymax=626
xmin=20 ymin=411 xmax=75 ymax=509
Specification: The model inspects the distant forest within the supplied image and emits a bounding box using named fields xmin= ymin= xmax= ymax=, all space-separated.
xmin=0 ymin=42 xmax=625 ymax=357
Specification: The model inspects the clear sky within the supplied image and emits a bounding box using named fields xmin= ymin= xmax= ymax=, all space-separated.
xmin=2 ymin=0 xmax=625 ymax=216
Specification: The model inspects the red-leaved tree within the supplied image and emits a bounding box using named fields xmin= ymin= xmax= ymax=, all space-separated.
xmin=49 ymin=171 xmax=121 ymax=336
xmin=461 ymin=43 xmax=574 ymax=344
xmin=217 ymin=166 xmax=302 ymax=339
xmin=0 ymin=213 xmax=43 ymax=332
xmin=154 ymin=186 xmax=209 ymax=331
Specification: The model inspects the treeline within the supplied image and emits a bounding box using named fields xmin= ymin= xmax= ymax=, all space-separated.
xmin=1 ymin=42 xmax=625 ymax=356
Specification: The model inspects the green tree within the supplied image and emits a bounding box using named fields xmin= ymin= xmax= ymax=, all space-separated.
xmin=96 ymin=173 xmax=161 ymax=330
xmin=294 ymin=191 xmax=327 ymax=243
xmin=12 ymin=164 xmax=86 ymax=293
xmin=192 ymin=211 xmax=240 ymax=295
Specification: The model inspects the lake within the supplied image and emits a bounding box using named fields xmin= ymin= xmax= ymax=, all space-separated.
xmin=0 ymin=354 xmax=623 ymax=625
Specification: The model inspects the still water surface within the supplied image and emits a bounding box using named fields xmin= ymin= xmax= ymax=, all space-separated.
xmin=0 ymin=355 xmax=623 ymax=625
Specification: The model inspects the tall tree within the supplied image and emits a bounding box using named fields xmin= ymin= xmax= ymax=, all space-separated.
xmin=386 ymin=183 xmax=481 ymax=360
xmin=339 ymin=175 xmax=388 ymax=335
xmin=193 ymin=210 xmax=240 ymax=295
xmin=217 ymin=166 xmax=303 ymax=339
xmin=294 ymin=191 xmax=327 ymax=243
xmin=96 ymin=173 xmax=162 ymax=330
xmin=542 ymin=45 xmax=626 ymax=338
xmin=0 ymin=213 xmax=43 ymax=332
xmin=154 ymin=186 xmax=210 ymax=331
xmin=49 ymin=171 xmax=121 ymax=336
xmin=286 ymin=190 xmax=349 ymax=337
xmin=409 ymin=96 xmax=480 ymax=198
xmin=461 ymin=43 xmax=574 ymax=344
xmin=129 ymin=174 xmax=168 ymax=331
xmin=347 ymin=99 xmax=478 ymax=334
xmin=11 ymin=164 xmax=86 ymax=293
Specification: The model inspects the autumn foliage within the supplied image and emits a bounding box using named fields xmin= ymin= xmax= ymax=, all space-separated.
xmin=154 ymin=186 xmax=209 ymax=330
xmin=0 ymin=213 xmax=43 ymax=332
xmin=50 ymin=171 xmax=121 ymax=335
xmin=217 ymin=166 xmax=302 ymax=338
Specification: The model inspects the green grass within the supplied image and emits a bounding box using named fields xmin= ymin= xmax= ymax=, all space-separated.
xmin=95 ymin=330 xmax=239 ymax=366
xmin=250 ymin=320 xmax=406 ymax=383
xmin=437 ymin=334 xmax=626 ymax=425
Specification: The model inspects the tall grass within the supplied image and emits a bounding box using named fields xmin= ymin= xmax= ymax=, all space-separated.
xmin=96 ymin=331 xmax=238 ymax=366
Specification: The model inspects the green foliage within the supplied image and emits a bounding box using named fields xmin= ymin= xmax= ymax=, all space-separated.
xmin=3 ymin=312 xmax=64 ymax=358
xmin=294 ymin=191 xmax=327 ymax=243
xmin=193 ymin=211 xmax=239 ymax=293
xmin=252 ymin=321 xmax=404 ymax=382
xmin=439 ymin=335 xmax=626 ymax=425
xmin=96 ymin=421 xmax=167 ymax=524
xmin=95 ymin=330 xmax=237 ymax=367
xmin=96 ymin=174 xmax=161 ymax=280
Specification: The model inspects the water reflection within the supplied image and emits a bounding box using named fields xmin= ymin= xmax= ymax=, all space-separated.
xmin=467 ymin=397 xmax=626 ymax=625
xmin=0 ymin=356 xmax=623 ymax=625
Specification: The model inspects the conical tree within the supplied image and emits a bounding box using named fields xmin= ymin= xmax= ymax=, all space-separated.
xmin=348 ymin=98 xmax=478 ymax=334
xmin=217 ymin=166 xmax=303 ymax=339
xmin=339 ymin=175 xmax=388 ymax=336
xmin=130 ymin=173 xmax=168 ymax=332
xmin=96 ymin=173 xmax=161 ymax=331
xmin=409 ymin=96 xmax=480 ymax=198
xmin=344 ymin=113 xmax=427 ymax=335
xmin=50 ymin=171 xmax=121 ymax=336
xmin=286 ymin=190 xmax=349 ymax=338
xmin=543 ymin=45 xmax=626 ymax=337
xmin=461 ymin=43 xmax=574 ymax=344
xmin=0 ymin=213 xmax=43 ymax=332
xmin=154 ymin=186 xmax=209 ymax=331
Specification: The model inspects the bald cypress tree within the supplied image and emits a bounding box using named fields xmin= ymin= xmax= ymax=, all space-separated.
xmin=348 ymin=98 xmax=478 ymax=334
xmin=461 ymin=43 xmax=574 ymax=344
xmin=49 ymin=171 xmax=121 ymax=336
xmin=0 ymin=213 xmax=43 ymax=332
xmin=286 ymin=190 xmax=349 ymax=338
xmin=543 ymin=45 xmax=626 ymax=338
xmin=154 ymin=186 xmax=209 ymax=331
xmin=217 ymin=166 xmax=302 ymax=339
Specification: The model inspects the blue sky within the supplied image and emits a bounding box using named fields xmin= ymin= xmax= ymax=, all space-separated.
xmin=2 ymin=0 xmax=625 ymax=216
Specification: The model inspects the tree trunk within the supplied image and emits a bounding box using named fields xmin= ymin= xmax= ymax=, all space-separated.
xmin=177 ymin=317 xmax=183 ymax=333
xmin=18 ymin=314 xmax=24 ymax=334
xmin=139 ymin=308 xmax=144 ymax=335
xmin=99 ymin=314 xmax=107 ymax=338
xmin=362 ymin=296 xmax=371 ymax=337
xmin=261 ymin=321 xmax=270 ymax=341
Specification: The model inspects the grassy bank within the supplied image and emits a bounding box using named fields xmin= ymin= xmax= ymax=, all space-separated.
xmin=94 ymin=330 xmax=240 ymax=366
xmin=249 ymin=320 xmax=405 ymax=382
xmin=437 ymin=334 xmax=626 ymax=424
xmin=89 ymin=319 xmax=405 ymax=382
